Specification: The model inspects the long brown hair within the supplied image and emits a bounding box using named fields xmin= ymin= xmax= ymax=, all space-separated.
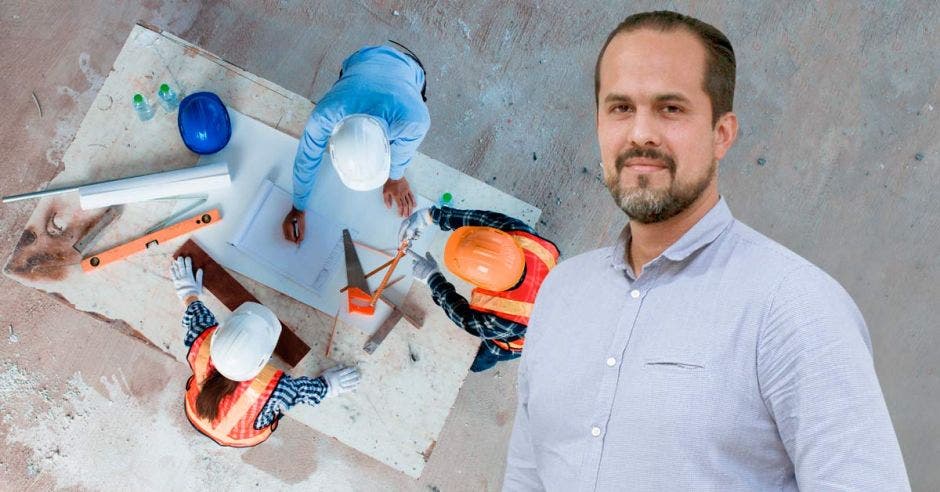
xmin=195 ymin=369 xmax=239 ymax=421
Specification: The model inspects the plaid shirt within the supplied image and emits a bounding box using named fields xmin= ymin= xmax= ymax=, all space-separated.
xmin=427 ymin=206 xmax=556 ymax=359
xmin=182 ymin=301 xmax=328 ymax=430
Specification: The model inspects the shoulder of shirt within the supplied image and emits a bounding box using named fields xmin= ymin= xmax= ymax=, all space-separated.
xmin=725 ymin=219 xmax=858 ymax=313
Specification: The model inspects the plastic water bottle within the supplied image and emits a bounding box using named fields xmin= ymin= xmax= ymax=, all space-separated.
xmin=438 ymin=192 xmax=453 ymax=208
xmin=157 ymin=83 xmax=180 ymax=112
xmin=132 ymin=93 xmax=154 ymax=121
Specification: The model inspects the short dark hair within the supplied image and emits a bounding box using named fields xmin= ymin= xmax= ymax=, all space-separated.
xmin=594 ymin=11 xmax=736 ymax=125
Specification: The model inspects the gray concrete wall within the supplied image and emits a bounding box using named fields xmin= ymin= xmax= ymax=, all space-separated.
xmin=1 ymin=1 xmax=937 ymax=489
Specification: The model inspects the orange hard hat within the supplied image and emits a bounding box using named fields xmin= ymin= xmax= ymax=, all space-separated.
xmin=444 ymin=226 xmax=525 ymax=291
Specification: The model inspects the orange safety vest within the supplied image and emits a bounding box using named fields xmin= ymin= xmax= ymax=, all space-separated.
xmin=469 ymin=230 xmax=559 ymax=352
xmin=184 ymin=327 xmax=284 ymax=447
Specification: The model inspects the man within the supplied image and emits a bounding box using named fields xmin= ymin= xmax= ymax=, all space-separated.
xmin=400 ymin=206 xmax=560 ymax=372
xmin=282 ymin=44 xmax=430 ymax=244
xmin=504 ymin=11 xmax=909 ymax=491
xmin=170 ymin=257 xmax=360 ymax=447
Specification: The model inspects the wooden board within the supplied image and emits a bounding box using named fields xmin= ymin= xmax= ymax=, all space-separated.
xmin=2 ymin=24 xmax=540 ymax=478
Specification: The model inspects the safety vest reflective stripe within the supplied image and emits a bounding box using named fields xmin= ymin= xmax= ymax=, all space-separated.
xmin=212 ymin=365 xmax=280 ymax=437
xmin=493 ymin=338 xmax=525 ymax=352
xmin=512 ymin=235 xmax=556 ymax=269
xmin=471 ymin=293 xmax=535 ymax=318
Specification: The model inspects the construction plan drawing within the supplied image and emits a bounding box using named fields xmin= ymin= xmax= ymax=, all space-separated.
xmin=229 ymin=179 xmax=346 ymax=297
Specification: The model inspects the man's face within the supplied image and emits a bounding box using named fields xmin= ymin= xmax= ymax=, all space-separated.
xmin=597 ymin=28 xmax=734 ymax=223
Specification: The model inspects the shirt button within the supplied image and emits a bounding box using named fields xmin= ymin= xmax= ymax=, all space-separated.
xmin=591 ymin=426 xmax=602 ymax=437
xmin=606 ymin=357 xmax=616 ymax=367
xmin=630 ymin=289 xmax=640 ymax=299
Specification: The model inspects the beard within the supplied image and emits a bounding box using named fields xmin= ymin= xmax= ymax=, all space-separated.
xmin=605 ymin=147 xmax=715 ymax=224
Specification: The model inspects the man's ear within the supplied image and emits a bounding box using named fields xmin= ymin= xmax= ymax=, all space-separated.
xmin=713 ymin=112 xmax=739 ymax=161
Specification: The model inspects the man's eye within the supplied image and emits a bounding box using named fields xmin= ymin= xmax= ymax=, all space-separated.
xmin=611 ymin=105 xmax=632 ymax=113
xmin=662 ymin=105 xmax=682 ymax=113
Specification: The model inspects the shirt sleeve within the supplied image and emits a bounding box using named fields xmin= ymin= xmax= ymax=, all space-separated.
xmin=182 ymin=300 xmax=218 ymax=347
xmin=292 ymin=106 xmax=341 ymax=211
xmin=431 ymin=206 xmax=536 ymax=235
xmin=503 ymin=351 xmax=544 ymax=490
xmin=427 ymin=272 xmax=527 ymax=340
xmin=757 ymin=266 xmax=910 ymax=491
xmin=254 ymin=374 xmax=329 ymax=429
xmin=388 ymin=119 xmax=429 ymax=180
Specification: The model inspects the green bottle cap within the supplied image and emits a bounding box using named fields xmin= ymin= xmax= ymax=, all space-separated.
xmin=133 ymin=93 xmax=144 ymax=103
xmin=442 ymin=192 xmax=453 ymax=203
xmin=159 ymin=83 xmax=170 ymax=94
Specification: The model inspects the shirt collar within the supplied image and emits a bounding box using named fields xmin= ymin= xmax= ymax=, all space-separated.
xmin=609 ymin=197 xmax=734 ymax=270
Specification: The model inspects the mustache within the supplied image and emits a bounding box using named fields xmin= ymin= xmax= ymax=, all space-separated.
xmin=615 ymin=148 xmax=676 ymax=173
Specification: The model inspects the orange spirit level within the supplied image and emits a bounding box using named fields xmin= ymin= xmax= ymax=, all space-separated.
xmin=81 ymin=209 xmax=221 ymax=272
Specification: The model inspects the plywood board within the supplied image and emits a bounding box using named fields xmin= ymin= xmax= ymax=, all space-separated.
xmin=2 ymin=24 xmax=539 ymax=478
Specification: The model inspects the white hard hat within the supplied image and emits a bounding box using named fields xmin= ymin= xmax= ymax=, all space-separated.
xmin=210 ymin=302 xmax=282 ymax=382
xmin=328 ymin=114 xmax=391 ymax=191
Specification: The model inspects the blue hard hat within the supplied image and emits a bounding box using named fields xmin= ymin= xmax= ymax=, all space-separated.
xmin=178 ymin=92 xmax=232 ymax=154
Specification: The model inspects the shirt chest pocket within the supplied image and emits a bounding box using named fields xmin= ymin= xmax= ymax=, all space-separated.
xmin=635 ymin=354 xmax=714 ymax=418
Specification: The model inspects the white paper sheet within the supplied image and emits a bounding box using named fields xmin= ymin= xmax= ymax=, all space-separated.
xmin=78 ymin=161 xmax=230 ymax=210
xmin=230 ymin=179 xmax=348 ymax=296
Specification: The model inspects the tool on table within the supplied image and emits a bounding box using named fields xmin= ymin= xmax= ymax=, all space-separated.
xmin=72 ymin=205 xmax=124 ymax=255
xmin=363 ymin=306 xmax=405 ymax=355
xmin=369 ymin=240 xmax=409 ymax=306
xmin=343 ymin=229 xmax=376 ymax=316
xmin=175 ymin=239 xmax=310 ymax=367
xmin=143 ymin=195 xmax=207 ymax=234
xmin=82 ymin=209 xmax=221 ymax=272
xmin=291 ymin=218 xmax=300 ymax=241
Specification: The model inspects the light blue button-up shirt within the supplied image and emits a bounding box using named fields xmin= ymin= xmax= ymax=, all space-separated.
xmin=504 ymin=198 xmax=909 ymax=491
xmin=291 ymin=45 xmax=430 ymax=210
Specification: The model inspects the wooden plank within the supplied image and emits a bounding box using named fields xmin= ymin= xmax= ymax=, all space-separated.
xmin=173 ymin=239 xmax=310 ymax=367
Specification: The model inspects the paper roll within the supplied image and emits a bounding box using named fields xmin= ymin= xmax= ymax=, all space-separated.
xmin=78 ymin=162 xmax=231 ymax=210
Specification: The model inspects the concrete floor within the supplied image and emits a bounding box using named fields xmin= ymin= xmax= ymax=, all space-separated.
xmin=1 ymin=1 xmax=938 ymax=490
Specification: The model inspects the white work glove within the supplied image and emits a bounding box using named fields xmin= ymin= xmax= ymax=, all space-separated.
xmin=170 ymin=256 xmax=203 ymax=301
xmin=411 ymin=251 xmax=439 ymax=284
xmin=322 ymin=365 xmax=361 ymax=398
xmin=398 ymin=207 xmax=433 ymax=243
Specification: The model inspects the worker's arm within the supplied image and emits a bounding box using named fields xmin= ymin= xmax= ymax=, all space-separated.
xmin=503 ymin=351 xmax=544 ymax=490
xmin=253 ymin=374 xmax=328 ymax=430
xmin=388 ymin=118 xmax=430 ymax=180
xmin=292 ymin=105 xmax=342 ymax=211
xmin=758 ymin=266 xmax=910 ymax=490
xmin=426 ymin=272 xmax=527 ymax=340
xmin=431 ymin=206 xmax=536 ymax=235
xmin=182 ymin=300 xmax=218 ymax=348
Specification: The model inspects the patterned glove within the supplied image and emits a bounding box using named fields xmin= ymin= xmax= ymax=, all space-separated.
xmin=411 ymin=251 xmax=439 ymax=284
xmin=398 ymin=207 xmax=433 ymax=243
xmin=322 ymin=365 xmax=361 ymax=398
xmin=170 ymin=256 xmax=203 ymax=302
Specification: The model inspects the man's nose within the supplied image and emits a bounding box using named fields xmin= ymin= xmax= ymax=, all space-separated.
xmin=628 ymin=109 xmax=662 ymax=148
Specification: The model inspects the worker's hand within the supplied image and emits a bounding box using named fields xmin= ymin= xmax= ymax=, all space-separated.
xmin=322 ymin=365 xmax=361 ymax=398
xmin=411 ymin=251 xmax=439 ymax=284
xmin=398 ymin=207 xmax=433 ymax=243
xmin=383 ymin=177 xmax=416 ymax=218
xmin=170 ymin=256 xmax=203 ymax=302
xmin=282 ymin=207 xmax=306 ymax=244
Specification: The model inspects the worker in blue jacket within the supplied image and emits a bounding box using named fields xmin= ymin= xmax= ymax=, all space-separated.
xmin=282 ymin=44 xmax=431 ymax=243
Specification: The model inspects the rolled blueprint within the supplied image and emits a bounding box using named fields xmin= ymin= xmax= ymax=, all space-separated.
xmin=78 ymin=162 xmax=231 ymax=210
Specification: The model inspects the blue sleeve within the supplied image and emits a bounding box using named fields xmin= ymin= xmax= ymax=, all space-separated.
xmin=388 ymin=118 xmax=430 ymax=180
xmin=292 ymin=106 xmax=341 ymax=211
xmin=254 ymin=374 xmax=330 ymax=429
xmin=182 ymin=300 xmax=217 ymax=347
